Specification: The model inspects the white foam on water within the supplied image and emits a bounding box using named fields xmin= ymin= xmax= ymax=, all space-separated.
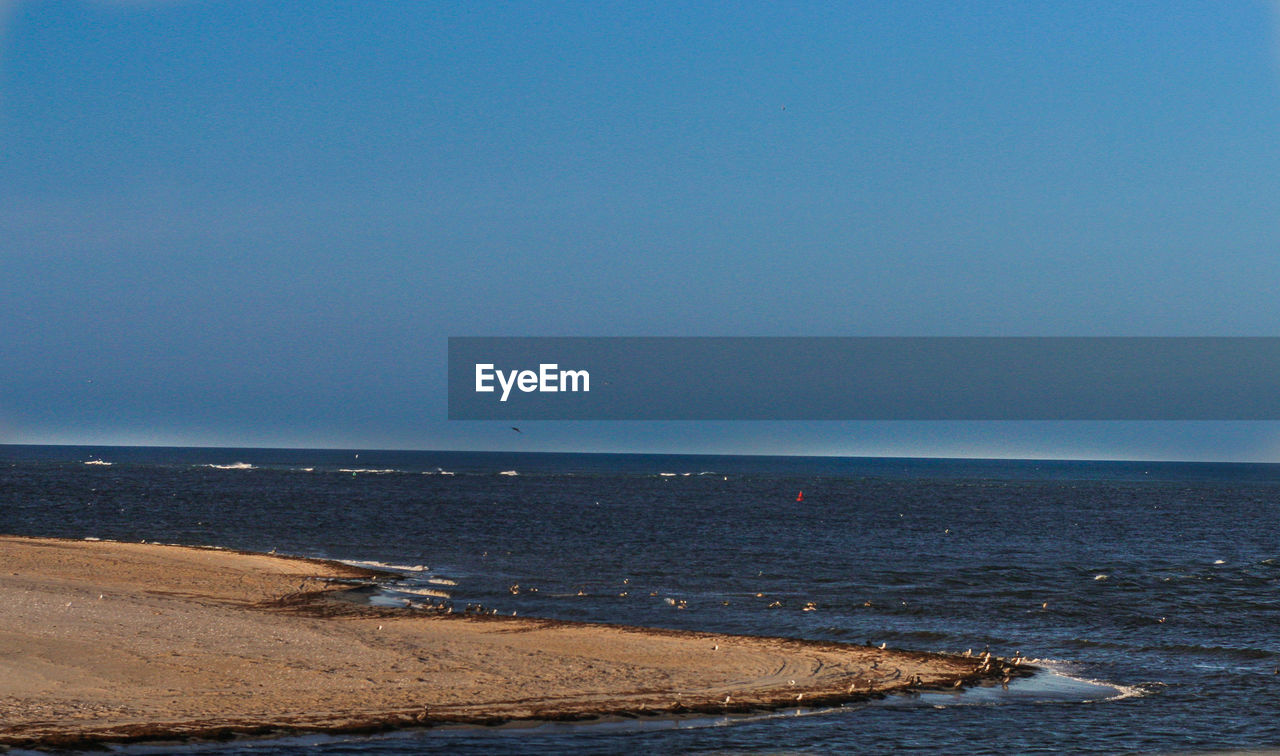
xmin=343 ymin=560 xmax=430 ymax=573
xmin=498 ymin=470 xmax=518 ymax=476
xmin=875 ymin=661 xmax=1147 ymax=712
xmin=338 ymin=468 xmax=400 ymax=474
xmin=83 ymin=460 xmax=112 ymax=466
xmin=1022 ymin=660 xmax=1150 ymax=702
xmin=388 ymin=586 xmax=452 ymax=599
xmin=202 ymin=462 xmax=255 ymax=470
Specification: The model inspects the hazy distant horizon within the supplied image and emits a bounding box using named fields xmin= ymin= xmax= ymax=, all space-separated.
xmin=7 ymin=432 xmax=1280 ymax=466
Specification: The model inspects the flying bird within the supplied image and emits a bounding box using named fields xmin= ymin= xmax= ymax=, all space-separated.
xmin=511 ymin=427 xmax=522 ymax=433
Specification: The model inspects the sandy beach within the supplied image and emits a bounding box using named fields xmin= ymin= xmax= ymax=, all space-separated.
xmin=0 ymin=535 xmax=1019 ymax=749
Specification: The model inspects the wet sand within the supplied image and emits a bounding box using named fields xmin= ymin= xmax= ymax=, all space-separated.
xmin=0 ymin=536 xmax=1022 ymax=749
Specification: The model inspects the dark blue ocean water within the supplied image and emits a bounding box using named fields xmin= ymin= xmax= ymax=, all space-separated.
xmin=3 ymin=445 xmax=1280 ymax=754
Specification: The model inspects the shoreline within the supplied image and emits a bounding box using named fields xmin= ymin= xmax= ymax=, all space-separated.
xmin=0 ymin=535 xmax=1030 ymax=750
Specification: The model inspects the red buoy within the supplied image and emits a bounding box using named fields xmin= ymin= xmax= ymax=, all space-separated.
xmin=796 ymin=491 xmax=804 ymax=502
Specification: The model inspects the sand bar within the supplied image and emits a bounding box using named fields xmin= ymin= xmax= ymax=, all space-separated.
xmin=0 ymin=536 xmax=1021 ymax=749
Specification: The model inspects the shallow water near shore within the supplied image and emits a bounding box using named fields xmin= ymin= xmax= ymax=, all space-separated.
xmin=3 ymin=445 xmax=1280 ymax=753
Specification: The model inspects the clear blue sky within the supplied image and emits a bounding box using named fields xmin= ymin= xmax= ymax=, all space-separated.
xmin=3 ymin=1 xmax=1280 ymax=460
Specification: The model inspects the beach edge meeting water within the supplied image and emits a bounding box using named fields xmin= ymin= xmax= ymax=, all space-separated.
xmin=0 ymin=535 xmax=1028 ymax=750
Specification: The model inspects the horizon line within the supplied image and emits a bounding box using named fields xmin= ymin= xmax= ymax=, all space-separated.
xmin=1 ymin=441 xmax=1276 ymax=467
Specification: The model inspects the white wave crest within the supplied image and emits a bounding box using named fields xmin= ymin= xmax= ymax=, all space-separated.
xmin=1029 ymin=660 xmax=1151 ymax=702
xmin=83 ymin=460 xmax=112 ymax=466
xmin=498 ymin=470 xmax=518 ymax=476
xmin=203 ymin=462 xmax=255 ymax=470
xmin=343 ymin=560 xmax=429 ymax=572
xmin=388 ymin=586 xmax=452 ymax=599
xmin=338 ymin=468 xmax=399 ymax=474
xmin=1022 ymin=657 xmax=1072 ymax=665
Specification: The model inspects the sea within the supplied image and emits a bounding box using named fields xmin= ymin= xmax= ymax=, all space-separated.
xmin=2 ymin=445 xmax=1279 ymax=755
